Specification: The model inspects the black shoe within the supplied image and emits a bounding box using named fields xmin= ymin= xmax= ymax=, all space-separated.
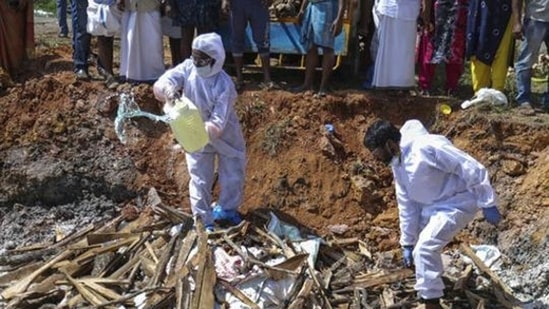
xmin=75 ymin=69 xmax=90 ymax=80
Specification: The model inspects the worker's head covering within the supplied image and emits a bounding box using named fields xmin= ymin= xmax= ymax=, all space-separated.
xmin=192 ymin=32 xmax=225 ymax=78
xmin=399 ymin=120 xmax=428 ymax=147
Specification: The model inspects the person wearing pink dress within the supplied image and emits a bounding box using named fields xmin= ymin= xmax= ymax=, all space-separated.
xmin=416 ymin=0 xmax=468 ymax=96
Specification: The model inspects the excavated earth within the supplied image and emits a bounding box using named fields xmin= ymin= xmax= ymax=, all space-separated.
xmin=1 ymin=15 xmax=549 ymax=307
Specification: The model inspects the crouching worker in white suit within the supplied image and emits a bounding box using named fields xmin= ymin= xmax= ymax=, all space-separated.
xmin=153 ymin=32 xmax=247 ymax=232
xmin=363 ymin=119 xmax=501 ymax=308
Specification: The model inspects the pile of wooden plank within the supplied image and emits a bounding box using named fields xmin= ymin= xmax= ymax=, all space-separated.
xmin=0 ymin=188 xmax=521 ymax=308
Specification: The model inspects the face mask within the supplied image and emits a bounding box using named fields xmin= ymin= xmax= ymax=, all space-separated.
xmin=372 ymin=143 xmax=397 ymax=165
xmin=195 ymin=64 xmax=215 ymax=78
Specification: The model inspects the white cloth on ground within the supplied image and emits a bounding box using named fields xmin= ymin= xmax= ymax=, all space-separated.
xmin=391 ymin=119 xmax=497 ymax=299
xmin=119 ymin=10 xmax=165 ymax=81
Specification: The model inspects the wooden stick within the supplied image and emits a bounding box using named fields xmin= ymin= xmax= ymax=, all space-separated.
xmin=52 ymin=223 xmax=96 ymax=249
xmin=198 ymin=249 xmax=216 ymax=309
xmin=190 ymin=225 xmax=210 ymax=309
xmin=145 ymin=241 xmax=160 ymax=264
xmin=84 ymin=281 xmax=123 ymax=300
xmin=460 ymin=244 xmax=521 ymax=309
xmin=219 ymin=280 xmax=260 ymax=309
xmin=1 ymin=250 xmax=73 ymax=299
xmin=0 ymin=248 xmax=57 ymax=266
xmin=100 ymin=231 xmax=150 ymax=278
xmin=175 ymin=276 xmax=191 ymax=309
xmin=0 ymin=262 xmax=41 ymax=287
xmin=307 ymin=263 xmax=333 ymax=309
xmin=63 ymin=272 xmax=108 ymax=306
xmin=7 ymin=289 xmax=65 ymax=309
xmin=283 ymin=266 xmax=307 ymax=308
xmin=166 ymin=231 xmax=197 ymax=288
xmin=334 ymin=269 xmax=414 ymax=293
xmin=150 ymin=234 xmax=178 ymax=287
xmin=72 ymin=237 xmax=139 ymax=266
xmin=55 ymin=278 xmax=131 ymax=286
xmin=86 ymin=233 xmax=140 ymax=245
xmin=95 ymin=287 xmax=170 ymax=308
xmin=131 ymin=222 xmax=170 ymax=233
xmin=287 ymin=278 xmax=314 ymax=309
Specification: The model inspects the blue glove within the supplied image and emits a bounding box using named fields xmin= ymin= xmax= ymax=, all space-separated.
xmin=482 ymin=206 xmax=501 ymax=225
xmin=402 ymin=246 xmax=414 ymax=268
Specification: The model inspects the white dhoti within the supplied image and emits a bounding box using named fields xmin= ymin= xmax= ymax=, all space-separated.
xmin=86 ymin=2 xmax=122 ymax=37
xmin=372 ymin=14 xmax=417 ymax=89
xmin=120 ymin=10 xmax=165 ymax=82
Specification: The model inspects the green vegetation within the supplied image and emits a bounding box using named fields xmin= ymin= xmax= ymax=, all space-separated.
xmin=34 ymin=0 xmax=58 ymax=14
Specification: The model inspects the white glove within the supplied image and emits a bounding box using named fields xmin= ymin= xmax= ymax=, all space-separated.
xmin=153 ymin=81 xmax=178 ymax=102
xmin=163 ymin=101 xmax=175 ymax=115
xmin=164 ymin=86 xmax=178 ymax=102
xmin=205 ymin=121 xmax=222 ymax=139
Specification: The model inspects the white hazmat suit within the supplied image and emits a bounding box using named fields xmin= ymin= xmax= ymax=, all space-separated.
xmin=153 ymin=33 xmax=246 ymax=226
xmin=391 ymin=120 xmax=496 ymax=300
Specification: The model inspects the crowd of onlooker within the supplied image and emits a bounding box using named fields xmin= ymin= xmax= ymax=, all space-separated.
xmin=0 ymin=0 xmax=547 ymax=114
xmin=357 ymin=0 xmax=548 ymax=115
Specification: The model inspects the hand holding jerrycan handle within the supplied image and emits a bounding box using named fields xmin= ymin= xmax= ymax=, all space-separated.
xmin=163 ymin=96 xmax=209 ymax=153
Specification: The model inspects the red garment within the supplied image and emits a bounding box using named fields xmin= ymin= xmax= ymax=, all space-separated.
xmin=417 ymin=0 xmax=468 ymax=91
xmin=418 ymin=60 xmax=463 ymax=91
xmin=0 ymin=0 xmax=35 ymax=77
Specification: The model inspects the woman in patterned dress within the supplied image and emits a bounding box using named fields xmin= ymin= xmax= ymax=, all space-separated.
xmin=416 ymin=0 xmax=469 ymax=96
xmin=465 ymin=0 xmax=513 ymax=93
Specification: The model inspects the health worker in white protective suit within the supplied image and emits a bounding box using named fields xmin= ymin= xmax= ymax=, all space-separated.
xmin=363 ymin=119 xmax=501 ymax=308
xmin=153 ymin=32 xmax=246 ymax=232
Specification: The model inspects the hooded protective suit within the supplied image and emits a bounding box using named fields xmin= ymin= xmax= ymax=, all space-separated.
xmin=391 ymin=120 xmax=496 ymax=300
xmin=153 ymin=33 xmax=246 ymax=226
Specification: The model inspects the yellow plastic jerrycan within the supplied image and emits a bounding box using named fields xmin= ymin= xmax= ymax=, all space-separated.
xmin=165 ymin=96 xmax=209 ymax=152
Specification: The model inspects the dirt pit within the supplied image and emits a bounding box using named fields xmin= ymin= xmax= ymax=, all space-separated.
xmin=1 ymin=17 xmax=549 ymax=307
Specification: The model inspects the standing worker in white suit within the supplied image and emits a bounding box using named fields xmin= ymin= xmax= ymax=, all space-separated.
xmin=363 ymin=119 xmax=502 ymax=308
xmin=153 ymin=33 xmax=247 ymax=232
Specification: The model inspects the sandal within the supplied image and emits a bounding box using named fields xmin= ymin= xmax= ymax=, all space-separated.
xmin=517 ymin=102 xmax=536 ymax=116
xmin=313 ymin=91 xmax=327 ymax=98
xmin=259 ymin=81 xmax=279 ymax=91
xmin=314 ymin=87 xmax=331 ymax=98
